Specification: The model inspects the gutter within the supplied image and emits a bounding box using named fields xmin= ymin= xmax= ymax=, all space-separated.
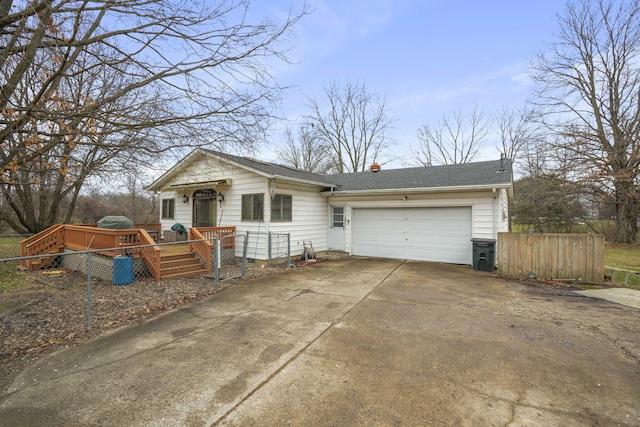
xmin=321 ymin=183 xmax=512 ymax=196
xmin=267 ymin=174 xmax=336 ymax=188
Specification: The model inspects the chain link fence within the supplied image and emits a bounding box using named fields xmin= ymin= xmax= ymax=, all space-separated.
xmin=0 ymin=232 xmax=293 ymax=378
xmin=244 ymin=231 xmax=291 ymax=267
xmin=213 ymin=233 xmax=248 ymax=283
xmin=0 ymin=232 xmax=291 ymax=332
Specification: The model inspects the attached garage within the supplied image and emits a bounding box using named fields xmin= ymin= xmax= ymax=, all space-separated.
xmin=351 ymin=207 xmax=472 ymax=264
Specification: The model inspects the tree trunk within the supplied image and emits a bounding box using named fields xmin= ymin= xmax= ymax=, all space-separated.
xmin=614 ymin=179 xmax=638 ymax=243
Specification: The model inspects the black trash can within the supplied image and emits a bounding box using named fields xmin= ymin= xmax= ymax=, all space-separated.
xmin=471 ymin=238 xmax=496 ymax=272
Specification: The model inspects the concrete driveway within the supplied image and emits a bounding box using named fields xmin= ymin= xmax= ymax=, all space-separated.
xmin=1 ymin=258 xmax=639 ymax=426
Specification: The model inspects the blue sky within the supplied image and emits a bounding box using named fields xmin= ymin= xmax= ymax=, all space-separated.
xmin=253 ymin=0 xmax=565 ymax=167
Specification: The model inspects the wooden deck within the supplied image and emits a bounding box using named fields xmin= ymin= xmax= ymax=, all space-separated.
xmin=20 ymin=225 xmax=236 ymax=281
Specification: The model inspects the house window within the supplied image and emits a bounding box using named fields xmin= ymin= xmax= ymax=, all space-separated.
xmin=242 ymin=194 xmax=264 ymax=221
xmin=332 ymin=206 xmax=344 ymax=227
xmin=271 ymin=194 xmax=292 ymax=221
xmin=162 ymin=198 xmax=175 ymax=219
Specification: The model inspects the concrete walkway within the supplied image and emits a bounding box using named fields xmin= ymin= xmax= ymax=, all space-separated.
xmin=576 ymin=287 xmax=640 ymax=309
xmin=1 ymin=258 xmax=639 ymax=426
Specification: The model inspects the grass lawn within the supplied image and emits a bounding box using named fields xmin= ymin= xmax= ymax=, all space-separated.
xmin=0 ymin=237 xmax=33 ymax=293
xmin=604 ymin=246 xmax=640 ymax=289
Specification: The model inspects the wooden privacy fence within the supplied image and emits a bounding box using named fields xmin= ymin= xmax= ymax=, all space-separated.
xmin=497 ymin=233 xmax=605 ymax=283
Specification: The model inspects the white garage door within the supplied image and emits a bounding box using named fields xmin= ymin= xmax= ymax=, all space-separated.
xmin=352 ymin=207 xmax=472 ymax=264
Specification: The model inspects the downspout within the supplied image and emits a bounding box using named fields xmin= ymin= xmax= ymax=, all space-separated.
xmin=492 ymin=188 xmax=497 ymax=238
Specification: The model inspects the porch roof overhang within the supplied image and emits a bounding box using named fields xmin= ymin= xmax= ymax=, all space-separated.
xmin=163 ymin=178 xmax=232 ymax=193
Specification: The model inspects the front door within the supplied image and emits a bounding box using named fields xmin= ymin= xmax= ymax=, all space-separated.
xmin=193 ymin=189 xmax=217 ymax=227
xmin=328 ymin=206 xmax=345 ymax=250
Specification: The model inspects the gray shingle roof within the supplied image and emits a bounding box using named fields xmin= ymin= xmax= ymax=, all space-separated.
xmin=203 ymin=149 xmax=335 ymax=186
xmin=325 ymin=159 xmax=513 ymax=192
xmin=204 ymin=149 xmax=512 ymax=192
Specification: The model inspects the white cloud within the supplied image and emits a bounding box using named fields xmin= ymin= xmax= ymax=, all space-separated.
xmin=277 ymin=0 xmax=403 ymax=67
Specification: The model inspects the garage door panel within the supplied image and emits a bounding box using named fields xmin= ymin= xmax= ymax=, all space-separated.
xmin=352 ymin=207 xmax=472 ymax=264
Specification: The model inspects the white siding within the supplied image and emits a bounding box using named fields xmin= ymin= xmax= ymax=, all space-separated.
xmin=326 ymin=190 xmax=497 ymax=255
xmin=268 ymin=181 xmax=328 ymax=257
xmin=158 ymin=156 xmax=266 ymax=237
xmin=498 ymin=188 xmax=510 ymax=232
xmin=157 ymin=153 xmax=327 ymax=260
xmin=158 ymin=192 xmax=190 ymax=234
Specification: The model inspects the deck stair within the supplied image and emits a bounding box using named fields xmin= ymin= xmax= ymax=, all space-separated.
xmin=20 ymin=224 xmax=65 ymax=270
xmin=159 ymin=244 xmax=209 ymax=279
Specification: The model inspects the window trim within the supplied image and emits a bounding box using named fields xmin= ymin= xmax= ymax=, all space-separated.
xmin=271 ymin=194 xmax=292 ymax=222
xmin=161 ymin=198 xmax=175 ymax=220
xmin=241 ymin=193 xmax=264 ymax=221
xmin=331 ymin=206 xmax=344 ymax=228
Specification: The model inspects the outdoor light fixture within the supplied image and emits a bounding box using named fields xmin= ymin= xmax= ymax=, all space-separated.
xmin=269 ymin=179 xmax=276 ymax=199
xmin=217 ymin=192 xmax=225 ymax=207
xmin=182 ymin=194 xmax=189 ymax=204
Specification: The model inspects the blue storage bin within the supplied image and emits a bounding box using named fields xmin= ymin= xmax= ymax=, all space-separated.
xmin=113 ymin=255 xmax=134 ymax=285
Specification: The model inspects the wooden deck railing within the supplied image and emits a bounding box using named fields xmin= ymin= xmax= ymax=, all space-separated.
xmin=135 ymin=223 xmax=161 ymax=233
xmin=189 ymin=228 xmax=212 ymax=271
xmin=75 ymin=222 xmax=161 ymax=229
xmin=137 ymin=229 xmax=162 ymax=280
xmin=21 ymin=224 xmax=65 ymax=270
xmin=64 ymin=225 xmax=144 ymax=253
xmin=193 ymin=226 xmax=236 ymax=248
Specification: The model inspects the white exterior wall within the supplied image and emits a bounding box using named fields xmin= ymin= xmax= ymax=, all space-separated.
xmin=157 ymin=154 xmax=327 ymax=260
xmin=326 ymin=190 xmax=498 ymax=255
xmin=493 ymin=188 xmax=511 ymax=266
xmin=268 ymin=181 xmax=328 ymax=257
xmin=158 ymin=155 xmax=264 ymax=235
xmin=498 ymin=188 xmax=510 ymax=232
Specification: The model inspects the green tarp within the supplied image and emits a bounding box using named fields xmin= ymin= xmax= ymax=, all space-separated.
xmin=97 ymin=216 xmax=135 ymax=229
xmin=170 ymin=223 xmax=187 ymax=234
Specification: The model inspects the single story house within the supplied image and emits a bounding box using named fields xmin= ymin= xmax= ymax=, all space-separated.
xmin=146 ymin=149 xmax=513 ymax=265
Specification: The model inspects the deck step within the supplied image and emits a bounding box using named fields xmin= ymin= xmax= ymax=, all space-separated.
xmin=161 ymin=253 xmax=196 ymax=263
xmin=161 ymin=268 xmax=210 ymax=280
xmin=161 ymin=257 xmax=202 ymax=267
xmin=159 ymin=251 xmax=209 ymax=279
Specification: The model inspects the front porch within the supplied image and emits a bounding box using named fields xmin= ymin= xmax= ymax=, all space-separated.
xmin=20 ymin=224 xmax=236 ymax=280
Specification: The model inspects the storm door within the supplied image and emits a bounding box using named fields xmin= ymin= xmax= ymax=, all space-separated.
xmin=193 ymin=189 xmax=217 ymax=227
xmin=328 ymin=206 xmax=346 ymax=250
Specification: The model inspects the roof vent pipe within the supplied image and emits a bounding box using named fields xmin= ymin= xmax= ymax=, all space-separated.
xmin=499 ymin=153 xmax=505 ymax=172
xmin=370 ymin=162 xmax=381 ymax=172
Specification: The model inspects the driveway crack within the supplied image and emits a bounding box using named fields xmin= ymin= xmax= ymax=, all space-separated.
xmin=209 ymin=260 xmax=406 ymax=426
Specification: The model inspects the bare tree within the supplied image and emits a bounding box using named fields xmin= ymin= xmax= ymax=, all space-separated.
xmin=306 ymin=80 xmax=394 ymax=173
xmin=496 ymin=106 xmax=540 ymax=164
xmin=412 ymin=105 xmax=490 ymax=166
xmin=0 ymin=0 xmax=307 ymax=232
xmin=275 ymin=125 xmax=333 ymax=174
xmin=532 ymin=0 xmax=640 ymax=243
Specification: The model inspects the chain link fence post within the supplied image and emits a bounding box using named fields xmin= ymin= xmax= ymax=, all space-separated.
xmin=268 ymin=231 xmax=272 ymax=267
xmin=287 ymin=233 xmax=291 ymax=268
xmin=214 ymin=236 xmax=219 ymax=288
xmin=87 ymin=252 xmax=92 ymax=330
xmin=242 ymin=231 xmax=249 ymax=277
